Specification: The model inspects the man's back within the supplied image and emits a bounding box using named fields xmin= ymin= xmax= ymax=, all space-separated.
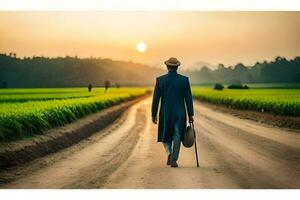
xmin=153 ymin=70 xmax=193 ymax=119
xmin=156 ymin=70 xmax=190 ymax=115
xmin=152 ymin=69 xmax=194 ymax=143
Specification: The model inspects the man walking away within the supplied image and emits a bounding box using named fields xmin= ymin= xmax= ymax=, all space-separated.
xmin=151 ymin=57 xmax=194 ymax=168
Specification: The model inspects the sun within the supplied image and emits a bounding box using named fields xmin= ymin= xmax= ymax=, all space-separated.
xmin=136 ymin=42 xmax=147 ymax=53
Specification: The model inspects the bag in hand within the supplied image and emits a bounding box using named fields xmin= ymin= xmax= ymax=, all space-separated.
xmin=182 ymin=124 xmax=195 ymax=148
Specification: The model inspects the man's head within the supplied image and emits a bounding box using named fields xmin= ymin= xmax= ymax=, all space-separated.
xmin=164 ymin=57 xmax=181 ymax=71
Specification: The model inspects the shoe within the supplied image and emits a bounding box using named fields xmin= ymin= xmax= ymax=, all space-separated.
xmin=170 ymin=161 xmax=178 ymax=168
xmin=167 ymin=155 xmax=171 ymax=165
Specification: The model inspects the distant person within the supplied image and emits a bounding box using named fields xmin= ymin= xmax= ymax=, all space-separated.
xmin=88 ymin=83 xmax=93 ymax=92
xmin=151 ymin=57 xmax=194 ymax=168
xmin=104 ymin=80 xmax=110 ymax=93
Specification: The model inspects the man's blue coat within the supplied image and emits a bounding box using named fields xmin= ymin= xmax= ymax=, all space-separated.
xmin=151 ymin=69 xmax=194 ymax=143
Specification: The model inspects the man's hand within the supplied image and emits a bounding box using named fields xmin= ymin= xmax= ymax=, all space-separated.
xmin=189 ymin=116 xmax=194 ymax=124
xmin=152 ymin=116 xmax=157 ymax=124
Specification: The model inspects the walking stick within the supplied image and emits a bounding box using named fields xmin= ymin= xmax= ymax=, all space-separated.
xmin=191 ymin=122 xmax=199 ymax=167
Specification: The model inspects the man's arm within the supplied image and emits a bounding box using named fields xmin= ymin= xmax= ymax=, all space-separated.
xmin=151 ymin=78 xmax=160 ymax=124
xmin=184 ymin=78 xmax=194 ymax=123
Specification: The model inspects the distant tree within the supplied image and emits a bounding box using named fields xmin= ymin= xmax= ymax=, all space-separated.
xmin=214 ymin=83 xmax=224 ymax=90
xmin=217 ymin=64 xmax=225 ymax=69
xmin=198 ymin=66 xmax=214 ymax=82
xmin=8 ymin=52 xmax=16 ymax=58
xmin=88 ymin=83 xmax=93 ymax=92
xmin=232 ymin=63 xmax=251 ymax=82
xmin=115 ymin=83 xmax=120 ymax=88
xmin=104 ymin=80 xmax=110 ymax=93
xmin=215 ymin=63 xmax=234 ymax=83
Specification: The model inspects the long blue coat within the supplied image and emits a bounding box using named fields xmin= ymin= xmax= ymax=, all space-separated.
xmin=151 ymin=70 xmax=194 ymax=143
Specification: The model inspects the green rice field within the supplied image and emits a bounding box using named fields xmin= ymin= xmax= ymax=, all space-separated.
xmin=192 ymin=87 xmax=300 ymax=117
xmin=0 ymin=88 xmax=147 ymax=142
xmin=1 ymin=85 xmax=299 ymax=142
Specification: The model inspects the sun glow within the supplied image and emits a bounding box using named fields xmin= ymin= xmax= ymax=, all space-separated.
xmin=136 ymin=42 xmax=147 ymax=53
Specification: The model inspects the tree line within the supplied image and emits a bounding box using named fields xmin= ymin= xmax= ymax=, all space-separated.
xmin=186 ymin=56 xmax=300 ymax=84
xmin=0 ymin=53 xmax=299 ymax=88
xmin=0 ymin=53 xmax=162 ymax=88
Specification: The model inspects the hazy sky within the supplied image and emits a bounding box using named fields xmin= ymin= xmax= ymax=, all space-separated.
xmin=0 ymin=12 xmax=300 ymax=68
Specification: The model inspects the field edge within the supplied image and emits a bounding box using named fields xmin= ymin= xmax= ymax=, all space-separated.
xmin=0 ymin=95 xmax=148 ymax=169
xmin=196 ymin=99 xmax=300 ymax=132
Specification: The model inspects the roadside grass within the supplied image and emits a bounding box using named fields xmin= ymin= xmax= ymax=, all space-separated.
xmin=192 ymin=87 xmax=300 ymax=117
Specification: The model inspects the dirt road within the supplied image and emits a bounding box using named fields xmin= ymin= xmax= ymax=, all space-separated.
xmin=1 ymin=97 xmax=300 ymax=188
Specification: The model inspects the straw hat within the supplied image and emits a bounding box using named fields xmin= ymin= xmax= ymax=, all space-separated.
xmin=164 ymin=57 xmax=181 ymax=67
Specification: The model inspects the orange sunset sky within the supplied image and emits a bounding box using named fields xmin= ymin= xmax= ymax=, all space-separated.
xmin=0 ymin=11 xmax=300 ymax=68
